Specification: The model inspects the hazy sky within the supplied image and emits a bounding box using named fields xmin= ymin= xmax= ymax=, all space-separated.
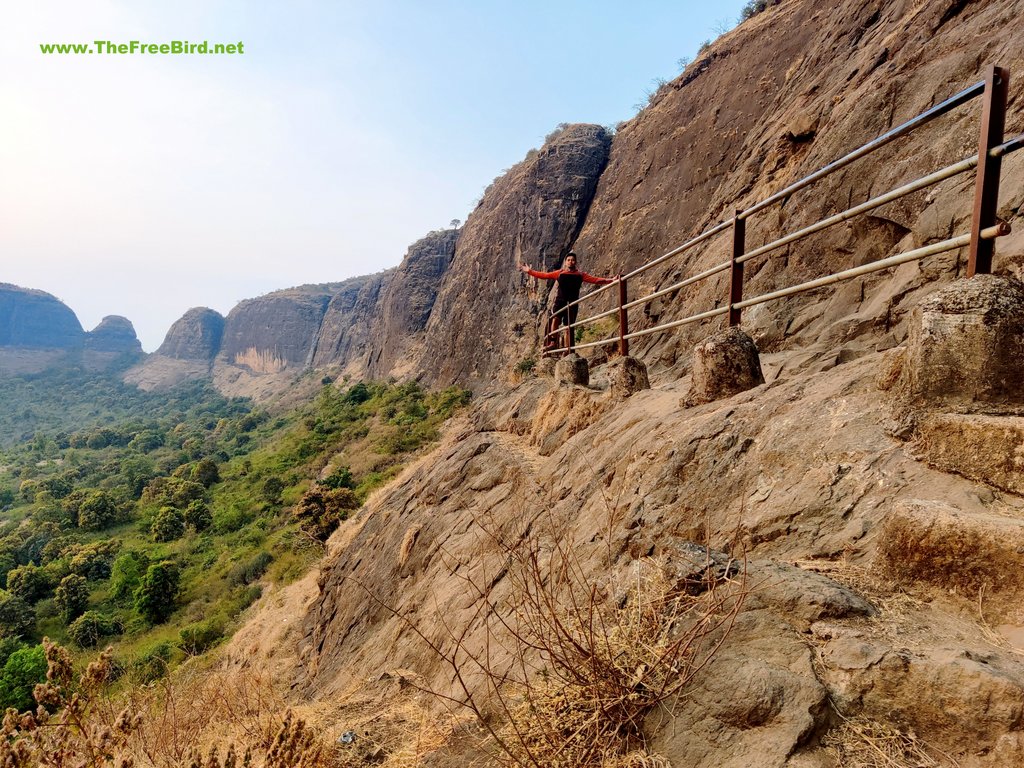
xmin=1 ymin=1 xmax=750 ymax=350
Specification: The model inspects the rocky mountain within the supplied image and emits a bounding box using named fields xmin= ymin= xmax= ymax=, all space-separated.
xmin=215 ymin=2 xmax=1024 ymax=766
xmin=0 ymin=283 xmax=84 ymax=350
xmin=156 ymin=307 xmax=224 ymax=361
xmin=0 ymin=284 xmax=142 ymax=374
xmin=84 ymin=316 xmax=142 ymax=353
xmin=124 ymin=0 xmax=1024 ymax=400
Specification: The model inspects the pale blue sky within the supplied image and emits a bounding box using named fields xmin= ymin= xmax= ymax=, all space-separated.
xmin=1 ymin=1 xmax=750 ymax=350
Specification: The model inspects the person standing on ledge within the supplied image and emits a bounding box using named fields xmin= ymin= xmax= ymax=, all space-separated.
xmin=518 ymin=251 xmax=618 ymax=351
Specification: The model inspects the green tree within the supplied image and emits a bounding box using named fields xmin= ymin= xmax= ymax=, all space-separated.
xmin=5 ymin=564 xmax=52 ymax=604
xmin=0 ymin=590 xmax=34 ymax=639
xmin=69 ymin=541 xmax=118 ymax=581
xmin=54 ymin=574 xmax=89 ymax=622
xmin=321 ymin=465 xmax=355 ymax=490
xmin=183 ymin=500 xmax=212 ymax=532
xmin=293 ymin=486 xmax=360 ymax=542
xmin=67 ymin=611 xmax=116 ymax=648
xmin=110 ymin=550 xmax=149 ymax=602
xmin=134 ymin=561 xmax=179 ymax=624
xmin=152 ymin=506 xmax=185 ymax=542
xmin=0 ymin=645 xmax=47 ymax=712
xmin=76 ymin=490 xmax=119 ymax=531
xmin=261 ymin=477 xmax=285 ymax=505
xmin=191 ymin=458 xmax=220 ymax=488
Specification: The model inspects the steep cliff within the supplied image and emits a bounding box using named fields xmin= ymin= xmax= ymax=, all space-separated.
xmin=309 ymin=272 xmax=393 ymax=372
xmin=414 ymin=124 xmax=612 ymax=388
xmin=219 ymin=284 xmax=342 ymax=374
xmin=84 ymin=315 xmax=142 ymax=354
xmin=156 ymin=307 xmax=225 ymax=361
xmin=0 ymin=283 xmax=84 ymax=350
xmin=365 ymin=230 xmax=457 ymax=378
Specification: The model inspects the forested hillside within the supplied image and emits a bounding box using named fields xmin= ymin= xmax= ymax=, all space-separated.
xmin=0 ymin=372 xmax=468 ymax=710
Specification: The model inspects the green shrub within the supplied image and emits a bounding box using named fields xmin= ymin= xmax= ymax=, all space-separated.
xmin=320 ymin=466 xmax=355 ymax=490
xmin=110 ymin=550 xmax=149 ymax=602
xmin=54 ymin=574 xmax=89 ymax=623
xmin=178 ymin=618 xmax=225 ymax=655
xmin=740 ymin=0 xmax=782 ymax=21
xmin=133 ymin=641 xmax=173 ymax=683
xmin=514 ymin=358 xmax=536 ymax=375
xmin=0 ymin=645 xmax=47 ymax=712
xmin=6 ymin=564 xmax=53 ymax=604
xmin=67 ymin=611 xmax=117 ymax=648
xmin=227 ymin=551 xmax=274 ymax=586
xmin=293 ymin=487 xmax=360 ymax=542
xmin=134 ymin=561 xmax=179 ymax=624
xmin=152 ymin=506 xmax=185 ymax=542
xmin=183 ymin=499 xmax=213 ymax=532
xmin=0 ymin=590 xmax=34 ymax=639
xmin=75 ymin=489 xmax=119 ymax=531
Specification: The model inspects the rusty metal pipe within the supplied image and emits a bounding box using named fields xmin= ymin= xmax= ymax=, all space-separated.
xmin=734 ymin=225 xmax=1008 ymax=311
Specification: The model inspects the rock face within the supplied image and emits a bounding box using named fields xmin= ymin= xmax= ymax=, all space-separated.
xmin=0 ymin=283 xmax=84 ymax=349
xmin=220 ymin=285 xmax=339 ymax=373
xmin=309 ymin=273 xmax=394 ymax=371
xmin=293 ymin=343 xmax=1024 ymax=766
xmin=415 ymin=125 xmax=612 ymax=388
xmin=156 ymin=307 xmax=224 ymax=361
xmin=84 ymin=316 xmax=142 ymax=353
xmin=365 ymin=231 xmax=458 ymax=377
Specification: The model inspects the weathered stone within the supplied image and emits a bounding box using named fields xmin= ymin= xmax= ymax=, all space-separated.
xmin=903 ymin=275 xmax=1024 ymax=410
xmin=688 ymin=327 xmax=765 ymax=405
xmin=156 ymin=307 xmax=224 ymax=360
xmin=917 ymin=413 xmax=1024 ymax=495
xmin=554 ymin=353 xmax=589 ymax=386
xmin=605 ymin=355 xmax=649 ymax=397
xmin=875 ymin=499 xmax=1024 ymax=609
xmin=746 ymin=562 xmax=875 ymax=628
xmin=535 ymin=357 xmax=556 ymax=378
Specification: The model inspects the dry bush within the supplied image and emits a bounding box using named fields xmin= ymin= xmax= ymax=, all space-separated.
xmin=0 ymin=639 xmax=140 ymax=767
xmin=823 ymin=714 xmax=947 ymax=768
xmin=0 ymin=639 xmax=335 ymax=768
xmin=362 ymin=514 xmax=747 ymax=768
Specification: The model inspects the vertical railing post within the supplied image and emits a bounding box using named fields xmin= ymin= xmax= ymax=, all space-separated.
xmin=618 ymin=277 xmax=629 ymax=357
xmin=968 ymin=64 xmax=1009 ymax=277
xmin=565 ymin=309 xmax=574 ymax=355
xmin=729 ymin=211 xmax=745 ymax=326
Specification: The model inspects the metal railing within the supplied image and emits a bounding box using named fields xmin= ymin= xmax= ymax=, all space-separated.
xmin=540 ymin=65 xmax=1020 ymax=359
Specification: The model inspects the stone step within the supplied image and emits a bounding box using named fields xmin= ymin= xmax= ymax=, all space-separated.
xmin=917 ymin=413 xmax=1024 ymax=495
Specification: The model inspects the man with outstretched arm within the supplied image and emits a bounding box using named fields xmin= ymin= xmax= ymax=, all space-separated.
xmin=518 ymin=251 xmax=619 ymax=351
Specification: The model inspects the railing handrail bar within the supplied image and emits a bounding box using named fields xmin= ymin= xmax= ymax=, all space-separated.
xmin=560 ymin=80 xmax=986 ymax=317
xmin=622 ymin=220 xmax=733 ymax=283
xmin=734 ymin=225 xmax=1007 ymax=311
xmin=623 ymin=306 xmax=730 ymax=341
xmin=549 ymin=133 xmax=1023 ymax=341
xmin=739 ymin=80 xmax=986 ymax=220
xmin=738 ymin=155 xmax=979 ymax=265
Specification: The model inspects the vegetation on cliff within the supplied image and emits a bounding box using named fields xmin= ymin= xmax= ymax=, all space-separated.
xmin=0 ymin=373 xmax=469 ymax=709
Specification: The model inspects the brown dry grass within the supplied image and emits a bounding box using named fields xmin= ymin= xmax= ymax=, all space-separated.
xmin=0 ymin=640 xmax=336 ymax=768
xmin=360 ymin=507 xmax=748 ymax=768
xmin=822 ymin=712 xmax=951 ymax=768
